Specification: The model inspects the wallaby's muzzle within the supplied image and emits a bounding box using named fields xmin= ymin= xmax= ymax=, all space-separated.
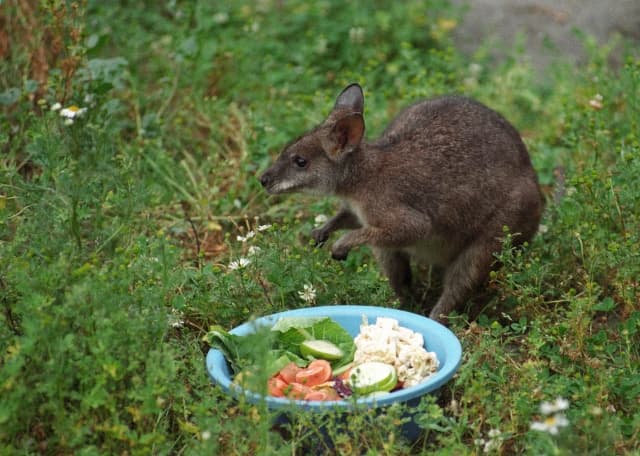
xmin=259 ymin=171 xmax=272 ymax=189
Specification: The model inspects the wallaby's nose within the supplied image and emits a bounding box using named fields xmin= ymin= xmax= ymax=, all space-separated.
xmin=259 ymin=171 xmax=271 ymax=188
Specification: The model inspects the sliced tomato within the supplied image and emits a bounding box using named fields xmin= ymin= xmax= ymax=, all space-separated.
xmin=294 ymin=359 xmax=332 ymax=387
xmin=285 ymin=382 xmax=312 ymax=400
xmin=304 ymin=390 xmax=331 ymax=401
xmin=278 ymin=362 xmax=302 ymax=384
xmin=306 ymin=387 xmax=341 ymax=402
xmin=337 ymin=367 xmax=352 ymax=381
xmin=267 ymin=376 xmax=288 ymax=397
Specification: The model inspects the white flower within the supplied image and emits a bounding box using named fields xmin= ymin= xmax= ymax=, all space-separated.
xmin=316 ymin=37 xmax=328 ymax=54
xmin=59 ymin=105 xmax=88 ymax=119
xmin=530 ymin=413 xmax=569 ymax=435
xmin=228 ymin=257 xmax=251 ymax=270
xmin=201 ymin=430 xmax=211 ymax=440
xmin=298 ymin=283 xmax=317 ymax=304
xmin=213 ymin=12 xmax=229 ymax=24
xmin=474 ymin=429 xmax=503 ymax=453
xmin=168 ymin=308 xmax=185 ymax=328
xmin=588 ymin=94 xmax=604 ymax=110
xmin=540 ymin=397 xmax=569 ymax=415
xmin=469 ymin=62 xmax=483 ymax=76
xmin=51 ymin=102 xmax=62 ymax=111
xmin=257 ymin=224 xmax=271 ymax=232
xmin=247 ymin=21 xmax=259 ymax=33
xmin=236 ymin=231 xmax=256 ymax=242
xmin=314 ymin=214 xmax=328 ymax=227
xmin=349 ymin=27 xmax=365 ymax=43
xmin=247 ymin=245 xmax=261 ymax=256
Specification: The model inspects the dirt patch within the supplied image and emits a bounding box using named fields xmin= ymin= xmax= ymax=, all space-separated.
xmin=451 ymin=0 xmax=640 ymax=72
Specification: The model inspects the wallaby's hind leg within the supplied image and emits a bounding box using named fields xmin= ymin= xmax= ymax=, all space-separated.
xmin=429 ymin=236 xmax=499 ymax=323
xmin=373 ymin=248 xmax=412 ymax=303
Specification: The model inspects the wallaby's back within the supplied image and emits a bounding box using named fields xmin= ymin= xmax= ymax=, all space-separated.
xmin=367 ymin=95 xmax=542 ymax=243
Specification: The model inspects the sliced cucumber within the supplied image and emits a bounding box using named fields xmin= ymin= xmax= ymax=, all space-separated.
xmin=299 ymin=339 xmax=344 ymax=361
xmin=349 ymin=362 xmax=398 ymax=395
xmin=366 ymin=391 xmax=391 ymax=399
xmin=332 ymin=362 xmax=354 ymax=377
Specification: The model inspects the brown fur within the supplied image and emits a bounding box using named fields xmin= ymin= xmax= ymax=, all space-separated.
xmin=260 ymin=84 xmax=543 ymax=323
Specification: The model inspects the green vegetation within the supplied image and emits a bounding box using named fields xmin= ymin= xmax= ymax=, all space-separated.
xmin=1 ymin=1 xmax=638 ymax=454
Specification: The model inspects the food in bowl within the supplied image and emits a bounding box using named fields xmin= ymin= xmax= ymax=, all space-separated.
xmin=206 ymin=314 xmax=440 ymax=402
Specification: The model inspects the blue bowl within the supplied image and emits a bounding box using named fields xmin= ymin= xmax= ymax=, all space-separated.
xmin=206 ymin=305 xmax=462 ymax=410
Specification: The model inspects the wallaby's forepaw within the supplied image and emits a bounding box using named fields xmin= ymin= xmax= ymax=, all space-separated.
xmin=428 ymin=306 xmax=451 ymax=326
xmin=311 ymin=227 xmax=329 ymax=247
xmin=331 ymin=243 xmax=350 ymax=261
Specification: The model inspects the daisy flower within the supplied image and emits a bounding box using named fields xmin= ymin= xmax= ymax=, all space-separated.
xmin=588 ymin=94 xmax=604 ymax=110
xmin=228 ymin=257 xmax=251 ymax=270
xmin=540 ymin=397 xmax=569 ymax=415
xmin=168 ymin=308 xmax=185 ymax=328
xmin=298 ymin=283 xmax=317 ymax=304
xmin=530 ymin=413 xmax=569 ymax=435
xmin=314 ymin=214 xmax=328 ymax=227
xmin=236 ymin=231 xmax=256 ymax=242
xmin=59 ymin=105 xmax=88 ymax=125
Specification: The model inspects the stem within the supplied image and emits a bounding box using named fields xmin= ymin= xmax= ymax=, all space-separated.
xmin=1 ymin=277 xmax=22 ymax=336
xmin=71 ymin=196 xmax=82 ymax=249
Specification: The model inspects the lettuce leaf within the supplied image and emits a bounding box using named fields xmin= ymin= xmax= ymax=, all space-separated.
xmin=272 ymin=317 xmax=355 ymax=369
xmin=206 ymin=316 xmax=355 ymax=377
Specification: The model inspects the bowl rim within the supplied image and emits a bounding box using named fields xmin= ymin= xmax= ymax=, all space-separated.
xmin=206 ymin=305 xmax=462 ymax=410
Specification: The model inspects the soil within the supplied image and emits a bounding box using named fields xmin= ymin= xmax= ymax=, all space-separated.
xmin=450 ymin=0 xmax=640 ymax=72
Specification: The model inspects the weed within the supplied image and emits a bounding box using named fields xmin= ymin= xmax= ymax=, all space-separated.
xmin=1 ymin=1 xmax=639 ymax=454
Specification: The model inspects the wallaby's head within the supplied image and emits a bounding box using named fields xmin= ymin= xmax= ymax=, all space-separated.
xmin=260 ymin=83 xmax=365 ymax=195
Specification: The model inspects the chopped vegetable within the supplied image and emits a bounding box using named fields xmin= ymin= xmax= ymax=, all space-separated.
xmin=295 ymin=359 xmax=332 ymax=387
xmin=348 ymin=361 xmax=398 ymax=394
xmin=267 ymin=376 xmax=287 ymax=397
xmin=332 ymin=377 xmax=352 ymax=398
xmin=354 ymin=317 xmax=439 ymax=387
xmin=284 ymin=382 xmax=312 ymax=400
xmin=300 ymin=339 xmax=345 ymax=360
xmin=278 ymin=362 xmax=303 ymax=384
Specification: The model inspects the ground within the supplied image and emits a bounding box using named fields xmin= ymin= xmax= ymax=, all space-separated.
xmin=451 ymin=0 xmax=640 ymax=71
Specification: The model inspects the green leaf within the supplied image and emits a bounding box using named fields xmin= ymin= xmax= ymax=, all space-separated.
xmin=594 ymin=297 xmax=616 ymax=312
xmin=273 ymin=317 xmax=355 ymax=369
xmin=0 ymin=87 xmax=20 ymax=106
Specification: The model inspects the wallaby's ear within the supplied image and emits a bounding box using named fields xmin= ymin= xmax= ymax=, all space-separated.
xmin=334 ymin=83 xmax=364 ymax=114
xmin=321 ymin=112 xmax=365 ymax=160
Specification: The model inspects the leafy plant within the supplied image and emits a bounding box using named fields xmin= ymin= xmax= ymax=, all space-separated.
xmin=1 ymin=0 xmax=639 ymax=454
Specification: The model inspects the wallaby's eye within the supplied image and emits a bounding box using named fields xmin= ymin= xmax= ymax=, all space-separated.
xmin=293 ymin=155 xmax=308 ymax=168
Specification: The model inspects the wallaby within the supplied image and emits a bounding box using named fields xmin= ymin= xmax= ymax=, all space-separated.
xmin=260 ymin=83 xmax=543 ymax=323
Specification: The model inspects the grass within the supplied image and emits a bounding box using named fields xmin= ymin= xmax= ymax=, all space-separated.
xmin=1 ymin=0 xmax=639 ymax=454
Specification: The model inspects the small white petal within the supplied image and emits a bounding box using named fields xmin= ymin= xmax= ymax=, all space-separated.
xmin=530 ymin=421 xmax=548 ymax=432
xmin=314 ymin=214 xmax=328 ymax=227
xmin=228 ymin=257 xmax=251 ymax=270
